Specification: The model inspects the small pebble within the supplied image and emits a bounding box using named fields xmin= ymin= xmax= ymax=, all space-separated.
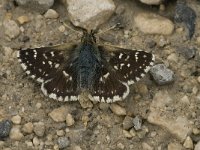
xmin=22 ymin=122 xmax=33 ymax=134
xmin=181 ymin=95 xmax=190 ymax=104
xmin=183 ymin=136 xmax=193 ymax=149
xmin=49 ymin=106 xmax=69 ymax=122
xmin=11 ymin=115 xmax=21 ymax=125
xmin=167 ymin=53 xmax=178 ymax=63
xmin=137 ymin=126 xmax=148 ymax=139
xmin=25 ymin=141 xmax=33 ymax=147
xmin=133 ymin=116 xmax=142 ymax=131
xmin=9 ymin=126 xmax=24 ymax=141
xmin=140 ymin=0 xmax=163 ymax=5
xmin=110 ymin=104 xmax=126 ymax=116
xmin=73 ymin=145 xmax=82 ymax=150
xmin=194 ymin=141 xmax=200 ymax=150
xmin=0 ymin=141 xmax=5 ymax=146
xmin=117 ymin=143 xmax=125 ymax=149
xmin=66 ymin=114 xmax=75 ymax=127
xmin=56 ymin=130 xmax=65 ymax=136
xmin=122 ymin=116 xmax=134 ymax=130
xmin=176 ymin=46 xmax=196 ymax=59
xmin=196 ymin=36 xmax=200 ymax=44
xmin=168 ymin=142 xmax=183 ymax=150
xmin=58 ymin=25 xmax=65 ymax=32
xmin=150 ymin=64 xmax=175 ymax=85
xmin=33 ymin=136 xmax=40 ymax=146
xmin=44 ymin=9 xmax=59 ymax=19
xmin=158 ymin=37 xmax=169 ymax=47
xmin=35 ymin=103 xmax=42 ymax=109
xmin=193 ymin=127 xmax=200 ymax=135
xmin=129 ymin=128 xmax=136 ymax=137
xmin=3 ymin=20 xmax=20 ymax=39
xmin=99 ymin=103 xmax=110 ymax=111
xmin=142 ymin=142 xmax=153 ymax=150
xmin=0 ymin=120 xmax=12 ymax=139
xmin=17 ymin=16 xmax=30 ymax=24
xmin=33 ymin=122 xmax=45 ymax=137
xmin=134 ymin=13 xmax=174 ymax=35
xmin=123 ymin=130 xmax=132 ymax=138
xmin=150 ymin=131 xmax=157 ymax=137
xmin=57 ymin=137 xmax=70 ymax=149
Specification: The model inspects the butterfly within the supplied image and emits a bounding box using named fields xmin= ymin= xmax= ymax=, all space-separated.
xmin=17 ymin=29 xmax=155 ymax=103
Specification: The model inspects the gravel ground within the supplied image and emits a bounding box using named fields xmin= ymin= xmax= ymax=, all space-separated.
xmin=0 ymin=0 xmax=200 ymax=150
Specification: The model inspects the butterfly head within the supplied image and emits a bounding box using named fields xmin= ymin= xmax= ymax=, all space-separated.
xmin=81 ymin=30 xmax=97 ymax=44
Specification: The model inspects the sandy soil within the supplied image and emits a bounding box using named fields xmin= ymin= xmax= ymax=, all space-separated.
xmin=0 ymin=0 xmax=200 ymax=150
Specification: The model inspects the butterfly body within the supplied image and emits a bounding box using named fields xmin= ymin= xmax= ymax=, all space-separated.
xmin=74 ymin=39 xmax=102 ymax=91
xmin=17 ymin=31 xmax=155 ymax=103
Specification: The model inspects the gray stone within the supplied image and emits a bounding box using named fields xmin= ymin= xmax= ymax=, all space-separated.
xmin=133 ymin=116 xmax=142 ymax=131
xmin=174 ymin=0 xmax=196 ymax=39
xmin=140 ymin=0 xmax=163 ymax=5
xmin=176 ymin=46 xmax=196 ymax=59
xmin=33 ymin=122 xmax=45 ymax=137
xmin=147 ymin=91 xmax=192 ymax=141
xmin=122 ymin=116 xmax=134 ymax=130
xmin=134 ymin=13 xmax=174 ymax=35
xmin=15 ymin=0 xmax=54 ymax=13
xmin=66 ymin=0 xmax=116 ymax=30
xmin=150 ymin=64 xmax=174 ymax=85
xmin=3 ymin=20 xmax=20 ymax=39
xmin=57 ymin=137 xmax=70 ymax=149
xmin=0 ymin=120 xmax=12 ymax=139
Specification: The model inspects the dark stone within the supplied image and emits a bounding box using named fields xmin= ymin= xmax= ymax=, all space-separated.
xmin=176 ymin=46 xmax=196 ymax=59
xmin=174 ymin=0 xmax=196 ymax=39
xmin=145 ymin=39 xmax=156 ymax=49
xmin=0 ymin=120 xmax=12 ymax=139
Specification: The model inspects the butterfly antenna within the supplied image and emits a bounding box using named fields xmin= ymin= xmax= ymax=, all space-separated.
xmin=61 ymin=21 xmax=83 ymax=35
xmin=97 ymin=23 xmax=121 ymax=35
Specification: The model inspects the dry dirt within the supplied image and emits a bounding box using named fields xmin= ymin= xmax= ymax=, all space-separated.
xmin=0 ymin=0 xmax=200 ymax=150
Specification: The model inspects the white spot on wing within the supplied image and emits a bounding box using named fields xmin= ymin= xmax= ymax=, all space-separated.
xmin=121 ymin=81 xmax=130 ymax=99
xmin=50 ymin=52 xmax=55 ymax=57
xmin=119 ymin=53 xmax=123 ymax=59
xmin=103 ymin=73 xmax=110 ymax=79
xmin=37 ymin=78 xmax=44 ymax=83
xmin=128 ymin=80 xmax=134 ymax=85
xmin=55 ymin=64 xmax=60 ymax=68
xmin=49 ymin=93 xmax=57 ymax=99
xmin=21 ymin=63 xmax=27 ymax=70
xmin=63 ymin=71 xmax=69 ymax=77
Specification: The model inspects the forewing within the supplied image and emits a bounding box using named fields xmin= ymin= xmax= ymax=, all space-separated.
xmin=17 ymin=44 xmax=76 ymax=82
xmin=17 ymin=44 xmax=79 ymax=101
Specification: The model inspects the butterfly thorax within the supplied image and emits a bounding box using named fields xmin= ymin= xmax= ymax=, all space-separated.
xmin=76 ymin=33 xmax=101 ymax=91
